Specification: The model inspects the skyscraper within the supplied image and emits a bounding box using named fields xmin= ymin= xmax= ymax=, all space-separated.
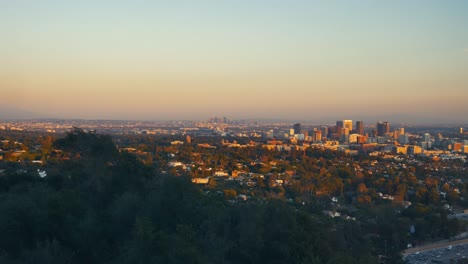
xmin=336 ymin=121 xmax=344 ymax=129
xmin=399 ymin=128 xmax=405 ymax=135
xmin=421 ymin=133 xmax=431 ymax=150
xmin=343 ymin=120 xmax=353 ymax=131
xmin=356 ymin=121 xmax=364 ymax=135
xmin=313 ymin=130 xmax=322 ymax=142
xmin=398 ymin=133 xmax=409 ymax=144
xmin=377 ymin=122 xmax=390 ymax=137
xmin=321 ymin=126 xmax=329 ymax=140
xmin=340 ymin=128 xmax=349 ymax=142
xmin=293 ymin=123 xmax=301 ymax=134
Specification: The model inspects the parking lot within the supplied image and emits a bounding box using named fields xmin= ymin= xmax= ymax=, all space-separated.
xmin=405 ymin=244 xmax=468 ymax=263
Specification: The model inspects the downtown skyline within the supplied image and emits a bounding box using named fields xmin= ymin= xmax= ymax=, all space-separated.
xmin=1 ymin=1 xmax=468 ymax=122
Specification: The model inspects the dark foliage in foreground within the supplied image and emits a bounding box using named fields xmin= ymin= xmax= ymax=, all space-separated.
xmin=0 ymin=129 xmax=400 ymax=264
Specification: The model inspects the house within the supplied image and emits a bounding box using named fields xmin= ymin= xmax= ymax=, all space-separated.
xmin=214 ymin=171 xmax=229 ymax=177
xmin=191 ymin=178 xmax=209 ymax=184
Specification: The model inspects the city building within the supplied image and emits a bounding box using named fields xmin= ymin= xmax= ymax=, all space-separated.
xmin=340 ymin=128 xmax=349 ymax=143
xmin=293 ymin=123 xmax=301 ymax=135
xmin=343 ymin=120 xmax=353 ymax=131
xmin=336 ymin=121 xmax=344 ymax=129
xmin=434 ymin=133 xmax=444 ymax=146
xmin=463 ymin=145 xmax=468 ymax=154
xmin=398 ymin=134 xmax=410 ymax=145
xmin=396 ymin=146 xmax=408 ymax=155
xmin=453 ymin=142 xmax=463 ymax=152
xmin=349 ymin=134 xmax=359 ymax=143
xmin=420 ymin=133 xmax=431 ymax=150
xmin=313 ymin=130 xmax=322 ymax=142
xmin=321 ymin=126 xmax=329 ymax=139
xmin=407 ymin=145 xmax=422 ymax=155
xmin=356 ymin=135 xmax=367 ymax=144
xmin=377 ymin=122 xmax=390 ymax=137
xmin=356 ymin=121 xmax=364 ymax=135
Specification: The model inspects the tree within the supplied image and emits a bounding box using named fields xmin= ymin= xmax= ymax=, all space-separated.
xmin=207 ymin=178 xmax=217 ymax=189
xmin=357 ymin=183 xmax=368 ymax=194
xmin=223 ymin=189 xmax=237 ymax=200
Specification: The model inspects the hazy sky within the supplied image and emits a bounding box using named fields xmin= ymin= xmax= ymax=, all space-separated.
xmin=1 ymin=0 xmax=467 ymax=121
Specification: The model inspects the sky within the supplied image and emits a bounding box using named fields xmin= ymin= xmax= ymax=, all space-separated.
xmin=1 ymin=0 xmax=468 ymax=122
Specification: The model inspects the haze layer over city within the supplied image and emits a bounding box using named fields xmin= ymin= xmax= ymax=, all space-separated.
xmin=1 ymin=1 xmax=468 ymax=123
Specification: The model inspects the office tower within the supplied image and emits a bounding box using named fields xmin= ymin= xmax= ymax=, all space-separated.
xmin=356 ymin=121 xmax=364 ymax=135
xmin=266 ymin=130 xmax=274 ymax=139
xmin=434 ymin=133 xmax=443 ymax=146
xmin=452 ymin=142 xmax=463 ymax=152
xmin=313 ymin=130 xmax=322 ymax=142
xmin=348 ymin=134 xmax=359 ymax=143
xmin=461 ymin=128 xmax=464 ymax=134
xmin=293 ymin=123 xmax=301 ymax=134
xmin=336 ymin=121 xmax=344 ymax=129
xmin=423 ymin=133 xmax=430 ymax=142
xmin=408 ymin=145 xmax=422 ymax=155
xmin=377 ymin=122 xmax=390 ymax=137
xmin=343 ymin=120 xmax=353 ymax=131
xmin=321 ymin=126 xmax=329 ymax=140
xmin=340 ymin=128 xmax=349 ymax=142
xmin=357 ymin=135 xmax=367 ymax=144
xmin=398 ymin=134 xmax=410 ymax=144
xmin=421 ymin=133 xmax=431 ymax=150
xmin=399 ymin=127 xmax=405 ymax=135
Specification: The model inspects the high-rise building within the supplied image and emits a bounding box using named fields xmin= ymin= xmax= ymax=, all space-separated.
xmin=453 ymin=142 xmax=463 ymax=152
xmin=349 ymin=134 xmax=359 ymax=143
xmin=313 ymin=130 xmax=322 ymax=142
xmin=463 ymin=145 xmax=468 ymax=154
xmin=343 ymin=120 xmax=353 ymax=131
xmin=423 ymin=133 xmax=431 ymax=143
xmin=377 ymin=122 xmax=390 ymax=137
xmin=408 ymin=145 xmax=422 ymax=155
xmin=321 ymin=126 xmax=329 ymax=139
xmin=356 ymin=135 xmax=367 ymax=144
xmin=399 ymin=128 xmax=405 ymax=135
xmin=356 ymin=121 xmax=364 ymax=135
xmin=336 ymin=121 xmax=344 ymax=129
xmin=398 ymin=134 xmax=410 ymax=144
xmin=340 ymin=128 xmax=349 ymax=142
xmin=434 ymin=133 xmax=443 ymax=146
xmin=293 ymin=123 xmax=301 ymax=134
xmin=421 ymin=133 xmax=431 ymax=150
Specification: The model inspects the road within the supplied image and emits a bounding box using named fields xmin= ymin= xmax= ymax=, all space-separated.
xmin=404 ymin=237 xmax=468 ymax=255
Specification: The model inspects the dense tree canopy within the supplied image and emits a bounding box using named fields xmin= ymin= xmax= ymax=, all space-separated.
xmin=0 ymin=130 xmax=394 ymax=263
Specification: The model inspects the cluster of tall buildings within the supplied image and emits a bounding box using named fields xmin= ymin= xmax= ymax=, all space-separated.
xmin=376 ymin=122 xmax=390 ymax=137
xmin=283 ymin=121 xmax=468 ymax=155
xmin=289 ymin=120 xmax=402 ymax=145
xmin=208 ymin=116 xmax=231 ymax=124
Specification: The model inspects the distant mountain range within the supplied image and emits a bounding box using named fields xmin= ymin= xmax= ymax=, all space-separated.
xmin=0 ymin=106 xmax=51 ymax=120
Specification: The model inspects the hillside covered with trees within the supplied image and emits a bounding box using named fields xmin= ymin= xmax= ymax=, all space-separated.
xmin=0 ymin=128 xmax=447 ymax=263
